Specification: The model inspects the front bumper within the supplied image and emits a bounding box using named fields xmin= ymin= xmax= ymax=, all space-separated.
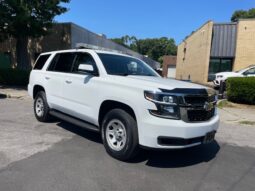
xmin=138 ymin=111 xmax=220 ymax=149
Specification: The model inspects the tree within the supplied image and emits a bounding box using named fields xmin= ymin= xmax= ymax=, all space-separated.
xmin=111 ymin=38 xmax=127 ymax=47
xmin=111 ymin=36 xmax=177 ymax=63
xmin=0 ymin=0 xmax=70 ymax=70
xmin=231 ymin=8 xmax=255 ymax=22
xmin=111 ymin=35 xmax=137 ymax=48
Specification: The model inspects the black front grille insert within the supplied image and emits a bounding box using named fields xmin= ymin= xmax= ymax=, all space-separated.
xmin=184 ymin=96 xmax=207 ymax=105
xmin=187 ymin=109 xmax=215 ymax=122
xmin=184 ymin=95 xmax=215 ymax=105
xmin=158 ymin=136 xmax=204 ymax=146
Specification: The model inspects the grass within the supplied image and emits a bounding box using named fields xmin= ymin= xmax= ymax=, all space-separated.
xmin=239 ymin=121 xmax=255 ymax=126
xmin=217 ymin=100 xmax=234 ymax=109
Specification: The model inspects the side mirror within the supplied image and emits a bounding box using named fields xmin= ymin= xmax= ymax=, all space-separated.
xmin=78 ymin=64 xmax=98 ymax=76
xmin=243 ymin=72 xmax=248 ymax=76
xmin=78 ymin=64 xmax=94 ymax=72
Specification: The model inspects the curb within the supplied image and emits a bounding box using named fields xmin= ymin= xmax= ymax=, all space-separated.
xmin=0 ymin=93 xmax=7 ymax=99
xmin=0 ymin=93 xmax=24 ymax=99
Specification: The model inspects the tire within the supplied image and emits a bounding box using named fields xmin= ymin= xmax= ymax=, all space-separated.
xmin=101 ymin=109 xmax=139 ymax=161
xmin=34 ymin=91 xmax=51 ymax=122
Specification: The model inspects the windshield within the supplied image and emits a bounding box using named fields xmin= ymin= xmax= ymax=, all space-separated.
xmin=235 ymin=68 xmax=247 ymax=73
xmin=235 ymin=67 xmax=254 ymax=73
xmin=98 ymin=53 xmax=159 ymax=77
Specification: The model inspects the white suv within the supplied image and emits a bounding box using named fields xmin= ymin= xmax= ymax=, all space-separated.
xmin=213 ymin=66 xmax=255 ymax=87
xmin=28 ymin=49 xmax=219 ymax=160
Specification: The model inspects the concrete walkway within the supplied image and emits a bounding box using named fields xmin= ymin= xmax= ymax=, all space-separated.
xmin=218 ymin=106 xmax=255 ymax=125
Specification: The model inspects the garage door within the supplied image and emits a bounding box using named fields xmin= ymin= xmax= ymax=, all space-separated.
xmin=167 ymin=67 xmax=176 ymax=78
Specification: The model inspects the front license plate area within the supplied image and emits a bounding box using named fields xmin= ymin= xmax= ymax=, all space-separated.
xmin=203 ymin=131 xmax=216 ymax=144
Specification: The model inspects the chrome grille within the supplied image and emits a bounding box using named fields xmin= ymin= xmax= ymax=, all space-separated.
xmin=181 ymin=95 xmax=216 ymax=122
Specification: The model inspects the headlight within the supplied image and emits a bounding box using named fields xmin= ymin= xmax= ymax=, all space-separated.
xmin=217 ymin=75 xmax=223 ymax=78
xmin=144 ymin=91 xmax=180 ymax=119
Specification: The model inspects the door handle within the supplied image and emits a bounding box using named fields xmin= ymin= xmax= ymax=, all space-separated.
xmin=65 ymin=80 xmax=72 ymax=84
xmin=45 ymin=76 xmax=50 ymax=80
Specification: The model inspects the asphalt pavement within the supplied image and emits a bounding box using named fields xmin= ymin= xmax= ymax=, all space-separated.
xmin=0 ymin=98 xmax=255 ymax=191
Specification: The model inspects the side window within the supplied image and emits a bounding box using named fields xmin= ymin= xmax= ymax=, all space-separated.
xmin=48 ymin=53 xmax=75 ymax=73
xmin=33 ymin=54 xmax=50 ymax=70
xmin=248 ymin=68 xmax=255 ymax=74
xmin=244 ymin=68 xmax=255 ymax=75
xmin=47 ymin=54 xmax=59 ymax=71
xmin=72 ymin=53 xmax=98 ymax=74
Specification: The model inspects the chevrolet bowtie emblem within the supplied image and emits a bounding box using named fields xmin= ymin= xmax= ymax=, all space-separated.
xmin=204 ymin=102 xmax=214 ymax=111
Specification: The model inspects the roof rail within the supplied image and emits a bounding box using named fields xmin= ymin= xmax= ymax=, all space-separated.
xmin=75 ymin=43 xmax=124 ymax=54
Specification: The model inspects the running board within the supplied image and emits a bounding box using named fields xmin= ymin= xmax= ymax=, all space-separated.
xmin=49 ymin=110 xmax=100 ymax=132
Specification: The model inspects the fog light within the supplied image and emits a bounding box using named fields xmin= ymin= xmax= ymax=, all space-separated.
xmin=162 ymin=105 xmax=174 ymax=113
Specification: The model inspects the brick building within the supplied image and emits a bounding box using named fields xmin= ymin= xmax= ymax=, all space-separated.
xmin=176 ymin=19 xmax=255 ymax=84
xmin=162 ymin=55 xmax=177 ymax=78
xmin=0 ymin=22 xmax=159 ymax=69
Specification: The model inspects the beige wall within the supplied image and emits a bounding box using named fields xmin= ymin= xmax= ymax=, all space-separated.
xmin=234 ymin=19 xmax=255 ymax=71
xmin=176 ymin=21 xmax=213 ymax=84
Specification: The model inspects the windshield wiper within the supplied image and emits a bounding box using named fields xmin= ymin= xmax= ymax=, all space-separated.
xmin=110 ymin=73 xmax=129 ymax=76
xmin=110 ymin=73 xmax=156 ymax=77
xmin=129 ymin=74 xmax=155 ymax=76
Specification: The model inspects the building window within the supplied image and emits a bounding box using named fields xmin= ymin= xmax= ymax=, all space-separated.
xmin=208 ymin=58 xmax=233 ymax=81
xmin=220 ymin=59 xmax=232 ymax=72
xmin=183 ymin=44 xmax=187 ymax=62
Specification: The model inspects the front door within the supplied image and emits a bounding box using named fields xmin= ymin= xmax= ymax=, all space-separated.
xmin=62 ymin=52 xmax=101 ymax=125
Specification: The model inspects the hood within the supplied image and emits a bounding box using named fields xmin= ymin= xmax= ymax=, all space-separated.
xmin=107 ymin=75 xmax=208 ymax=91
xmin=216 ymin=71 xmax=241 ymax=77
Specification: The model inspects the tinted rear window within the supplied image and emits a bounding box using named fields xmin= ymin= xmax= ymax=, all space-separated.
xmin=48 ymin=53 xmax=75 ymax=73
xmin=34 ymin=54 xmax=50 ymax=70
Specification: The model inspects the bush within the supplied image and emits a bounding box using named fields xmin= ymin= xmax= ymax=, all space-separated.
xmin=0 ymin=69 xmax=30 ymax=86
xmin=227 ymin=77 xmax=255 ymax=105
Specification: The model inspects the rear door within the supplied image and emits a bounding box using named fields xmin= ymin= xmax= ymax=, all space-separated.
xmin=45 ymin=52 xmax=76 ymax=111
xmin=29 ymin=54 xmax=51 ymax=97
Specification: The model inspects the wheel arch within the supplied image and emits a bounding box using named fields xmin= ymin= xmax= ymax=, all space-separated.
xmin=33 ymin=85 xmax=45 ymax=99
xmin=98 ymin=100 xmax=137 ymax=128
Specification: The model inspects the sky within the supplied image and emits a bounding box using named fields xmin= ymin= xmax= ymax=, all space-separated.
xmin=56 ymin=0 xmax=255 ymax=44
